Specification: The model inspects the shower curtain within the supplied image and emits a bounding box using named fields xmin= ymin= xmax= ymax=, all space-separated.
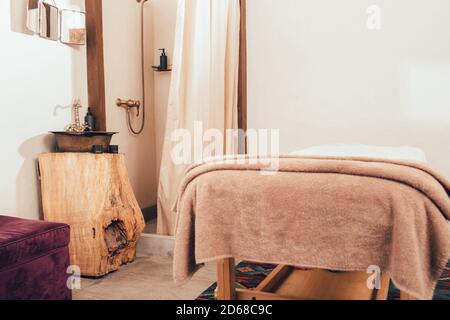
xmin=157 ymin=0 xmax=241 ymax=235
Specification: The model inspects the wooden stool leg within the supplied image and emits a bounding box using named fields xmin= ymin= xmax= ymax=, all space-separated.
xmin=217 ymin=258 xmax=236 ymax=300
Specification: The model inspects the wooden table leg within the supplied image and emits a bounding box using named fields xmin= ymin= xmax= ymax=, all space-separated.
xmin=400 ymin=291 xmax=417 ymax=300
xmin=217 ymin=258 xmax=236 ymax=300
xmin=373 ymin=273 xmax=390 ymax=300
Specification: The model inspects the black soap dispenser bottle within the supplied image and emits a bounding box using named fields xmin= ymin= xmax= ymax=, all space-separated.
xmin=85 ymin=107 xmax=96 ymax=132
xmin=159 ymin=48 xmax=168 ymax=70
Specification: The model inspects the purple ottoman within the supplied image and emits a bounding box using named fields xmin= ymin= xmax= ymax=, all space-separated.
xmin=0 ymin=215 xmax=72 ymax=300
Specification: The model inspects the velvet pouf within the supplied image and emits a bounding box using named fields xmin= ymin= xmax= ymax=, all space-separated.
xmin=0 ymin=215 xmax=72 ymax=300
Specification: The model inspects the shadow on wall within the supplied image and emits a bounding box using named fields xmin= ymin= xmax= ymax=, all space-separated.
xmin=10 ymin=0 xmax=34 ymax=35
xmin=16 ymin=134 xmax=56 ymax=220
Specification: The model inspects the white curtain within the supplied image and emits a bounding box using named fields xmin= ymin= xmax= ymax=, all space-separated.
xmin=157 ymin=0 xmax=241 ymax=235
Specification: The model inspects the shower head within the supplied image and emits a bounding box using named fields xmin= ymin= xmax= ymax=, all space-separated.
xmin=136 ymin=0 xmax=149 ymax=3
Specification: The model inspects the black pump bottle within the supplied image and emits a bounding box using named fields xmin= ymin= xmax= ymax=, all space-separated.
xmin=85 ymin=107 xmax=96 ymax=132
xmin=159 ymin=48 xmax=168 ymax=70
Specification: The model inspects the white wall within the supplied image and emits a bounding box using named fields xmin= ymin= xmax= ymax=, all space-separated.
xmin=102 ymin=1 xmax=157 ymax=209
xmin=248 ymin=0 xmax=450 ymax=178
xmin=0 ymin=0 xmax=174 ymax=220
xmin=0 ymin=0 xmax=87 ymax=220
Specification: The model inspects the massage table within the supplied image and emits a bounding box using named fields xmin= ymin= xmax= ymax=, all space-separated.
xmin=174 ymin=146 xmax=450 ymax=300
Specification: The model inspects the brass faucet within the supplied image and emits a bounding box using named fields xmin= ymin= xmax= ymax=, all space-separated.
xmin=65 ymin=99 xmax=89 ymax=133
xmin=116 ymin=98 xmax=141 ymax=116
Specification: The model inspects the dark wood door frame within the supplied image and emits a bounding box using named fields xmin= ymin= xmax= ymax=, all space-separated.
xmin=238 ymin=0 xmax=247 ymax=132
xmin=85 ymin=0 xmax=106 ymax=132
xmin=85 ymin=0 xmax=247 ymax=133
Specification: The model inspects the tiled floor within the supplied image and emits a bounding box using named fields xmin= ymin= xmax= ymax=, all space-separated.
xmin=73 ymin=256 xmax=216 ymax=300
xmin=74 ymin=218 xmax=216 ymax=300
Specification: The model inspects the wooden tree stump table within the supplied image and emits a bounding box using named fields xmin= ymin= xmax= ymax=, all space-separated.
xmin=38 ymin=153 xmax=145 ymax=277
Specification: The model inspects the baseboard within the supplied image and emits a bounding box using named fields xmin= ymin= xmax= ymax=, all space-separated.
xmin=138 ymin=206 xmax=175 ymax=258
xmin=137 ymin=233 xmax=175 ymax=258
xmin=142 ymin=205 xmax=157 ymax=222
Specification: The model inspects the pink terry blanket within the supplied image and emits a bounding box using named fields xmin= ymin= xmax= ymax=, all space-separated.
xmin=173 ymin=156 xmax=450 ymax=300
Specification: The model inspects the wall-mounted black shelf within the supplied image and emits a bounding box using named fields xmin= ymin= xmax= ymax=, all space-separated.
xmin=152 ymin=66 xmax=172 ymax=72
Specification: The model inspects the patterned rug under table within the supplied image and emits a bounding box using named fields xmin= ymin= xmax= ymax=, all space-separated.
xmin=197 ymin=260 xmax=450 ymax=300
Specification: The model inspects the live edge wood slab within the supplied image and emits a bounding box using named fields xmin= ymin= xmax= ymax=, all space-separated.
xmin=38 ymin=153 xmax=145 ymax=277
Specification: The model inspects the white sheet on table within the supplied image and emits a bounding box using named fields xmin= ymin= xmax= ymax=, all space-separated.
xmin=291 ymin=144 xmax=428 ymax=163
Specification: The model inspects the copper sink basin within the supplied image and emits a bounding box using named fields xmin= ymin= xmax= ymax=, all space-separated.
xmin=51 ymin=132 xmax=117 ymax=153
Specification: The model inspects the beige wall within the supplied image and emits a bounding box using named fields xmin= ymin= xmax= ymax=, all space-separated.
xmin=101 ymin=0 xmax=178 ymax=209
xmin=102 ymin=1 xmax=157 ymax=209
xmin=0 ymin=0 xmax=87 ymax=219
xmin=148 ymin=0 xmax=178 ymax=182
xmin=248 ymin=0 xmax=450 ymax=178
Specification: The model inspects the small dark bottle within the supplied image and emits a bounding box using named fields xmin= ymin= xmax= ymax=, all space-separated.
xmin=108 ymin=145 xmax=119 ymax=154
xmin=85 ymin=107 xmax=96 ymax=131
xmin=159 ymin=48 xmax=168 ymax=70
xmin=92 ymin=145 xmax=104 ymax=154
